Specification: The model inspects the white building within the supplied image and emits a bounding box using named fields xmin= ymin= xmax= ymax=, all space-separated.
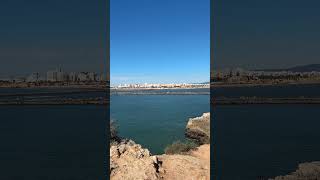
xmin=47 ymin=68 xmax=65 ymax=82
xmin=69 ymin=72 xmax=77 ymax=82
xmin=26 ymin=72 xmax=40 ymax=82
xmin=47 ymin=70 xmax=57 ymax=82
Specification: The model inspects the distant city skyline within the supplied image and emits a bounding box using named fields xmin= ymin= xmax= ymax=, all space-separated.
xmin=0 ymin=67 xmax=106 ymax=79
xmin=2 ymin=0 xmax=318 ymax=84
xmin=0 ymin=67 xmax=107 ymax=83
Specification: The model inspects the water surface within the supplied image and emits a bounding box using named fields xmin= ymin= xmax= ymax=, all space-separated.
xmin=110 ymin=94 xmax=209 ymax=154
xmin=0 ymin=105 xmax=106 ymax=179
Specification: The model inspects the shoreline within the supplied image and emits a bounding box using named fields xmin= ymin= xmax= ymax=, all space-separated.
xmin=110 ymin=112 xmax=210 ymax=180
xmin=111 ymin=87 xmax=209 ymax=90
xmin=211 ymin=97 xmax=320 ymax=105
xmin=0 ymin=81 xmax=319 ymax=89
xmin=211 ymin=81 xmax=320 ymax=88
xmin=0 ymin=85 xmax=108 ymax=90
xmin=1 ymin=97 xmax=320 ymax=105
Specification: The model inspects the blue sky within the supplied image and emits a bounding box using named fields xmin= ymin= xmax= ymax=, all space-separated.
xmin=0 ymin=0 xmax=106 ymax=77
xmin=213 ymin=0 xmax=320 ymax=70
xmin=110 ymin=0 xmax=210 ymax=85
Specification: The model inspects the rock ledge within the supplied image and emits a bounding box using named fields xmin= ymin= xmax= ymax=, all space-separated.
xmin=185 ymin=112 xmax=210 ymax=144
xmin=270 ymin=162 xmax=320 ymax=180
xmin=110 ymin=139 xmax=160 ymax=180
xmin=110 ymin=140 xmax=210 ymax=180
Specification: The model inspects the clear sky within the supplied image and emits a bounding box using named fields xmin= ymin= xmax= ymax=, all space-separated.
xmin=110 ymin=0 xmax=210 ymax=85
xmin=213 ymin=0 xmax=320 ymax=70
xmin=0 ymin=0 xmax=107 ymax=78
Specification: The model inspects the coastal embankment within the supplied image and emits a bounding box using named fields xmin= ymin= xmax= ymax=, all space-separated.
xmin=0 ymin=97 xmax=108 ymax=105
xmin=2 ymin=96 xmax=320 ymax=105
xmin=4 ymin=85 xmax=320 ymax=105
xmin=0 ymin=90 xmax=108 ymax=105
xmin=211 ymin=97 xmax=320 ymax=105
xmin=211 ymin=80 xmax=320 ymax=88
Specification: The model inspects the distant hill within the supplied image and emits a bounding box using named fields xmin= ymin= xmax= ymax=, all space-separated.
xmin=255 ymin=64 xmax=320 ymax=72
xmin=287 ymin=64 xmax=320 ymax=72
xmin=199 ymin=82 xmax=210 ymax=84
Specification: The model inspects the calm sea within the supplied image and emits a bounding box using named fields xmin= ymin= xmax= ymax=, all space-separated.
xmin=1 ymin=84 xmax=319 ymax=179
xmin=213 ymin=84 xmax=320 ymax=179
xmin=110 ymin=90 xmax=210 ymax=154
xmin=0 ymin=88 xmax=107 ymax=179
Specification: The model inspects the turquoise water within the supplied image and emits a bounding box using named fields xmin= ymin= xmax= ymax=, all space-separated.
xmin=110 ymin=94 xmax=210 ymax=154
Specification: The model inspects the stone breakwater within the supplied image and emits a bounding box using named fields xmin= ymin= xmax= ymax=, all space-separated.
xmin=185 ymin=112 xmax=210 ymax=144
xmin=0 ymin=97 xmax=108 ymax=105
xmin=211 ymin=97 xmax=320 ymax=105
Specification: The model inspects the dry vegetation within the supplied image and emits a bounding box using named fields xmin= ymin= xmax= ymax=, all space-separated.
xmin=164 ymin=140 xmax=198 ymax=155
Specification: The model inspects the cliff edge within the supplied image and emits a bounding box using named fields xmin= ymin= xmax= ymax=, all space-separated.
xmin=185 ymin=112 xmax=210 ymax=144
xmin=110 ymin=139 xmax=160 ymax=180
xmin=110 ymin=139 xmax=210 ymax=180
xmin=110 ymin=112 xmax=211 ymax=180
xmin=270 ymin=162 xmax=320 ymax=180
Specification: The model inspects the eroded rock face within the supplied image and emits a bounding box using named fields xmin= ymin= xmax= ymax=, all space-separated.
xmin=158 ymin=144 xmax=210 ymax=180
xmin=110 ymin=139 xmax=160 ymax=180
xmin=185 ymin=112 xmax=210 ymax=144
xmin=110 ymin=140 xmax=210 ymax=180
xmin=270 ymin=162 xmax=320 ymax=180
xmin=110 ymin=113 xmax=211 ymax=180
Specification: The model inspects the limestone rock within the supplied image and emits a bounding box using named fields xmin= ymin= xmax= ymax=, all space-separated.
xmin=110 ymin=139 xmax=160 ymax=180
xmin=110 ymin=113 xmax=211 ymax=180
xmin=271 ymin=162 xmax=320 ymax=180
xmin=158 ymin=144 xmax=210 ymax=180
xmin=110 ymin=141 xmax=210 ymax=180
xmin=185 ymin=112 xmax=210 ymax=144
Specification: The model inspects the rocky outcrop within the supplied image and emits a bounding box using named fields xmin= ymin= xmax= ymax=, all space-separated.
xmin=110 ymin=113 xmax=211 ymax=180
xmin=110 ymin=139 xmax=160 ymax=180
xmin=185 ymin=112 xmax=210 ymax=144
xmin=110 ymin=140 xmax=210 ymax=180
xmin=270 ymin=162 xmax=320 ymax=180
xmin=158 ymin=144 xmax=210 ymax=180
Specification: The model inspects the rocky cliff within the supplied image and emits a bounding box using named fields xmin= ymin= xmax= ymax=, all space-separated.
xmin=158 ymin=144 xmax=210 ymax=180
xmin=110 ymin=139 xmax=210 ymax=180
xmin=185 ymin=112 xmax=210 ymax=144
xmin=110 ymin=139 xmax=160 ymax=180
xmin=270 ymin=162 xmax=320 ymax=180
xmin=110 ymin=112 xmax=211 ymax=180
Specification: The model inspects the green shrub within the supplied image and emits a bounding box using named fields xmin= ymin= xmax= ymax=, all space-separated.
xmin=164 ymin=140 xmax=198 ymax=155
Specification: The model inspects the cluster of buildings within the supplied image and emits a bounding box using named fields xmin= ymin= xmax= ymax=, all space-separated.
xmin=5 ymin=68 xmax=107 ymax=83
xmin=45 ymin=68 xmax=105 ymax=82
xmin=113 ymin=83 xmax=209 ymax=89
xmin=212 ymin=68 xmax=320 ymax=83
